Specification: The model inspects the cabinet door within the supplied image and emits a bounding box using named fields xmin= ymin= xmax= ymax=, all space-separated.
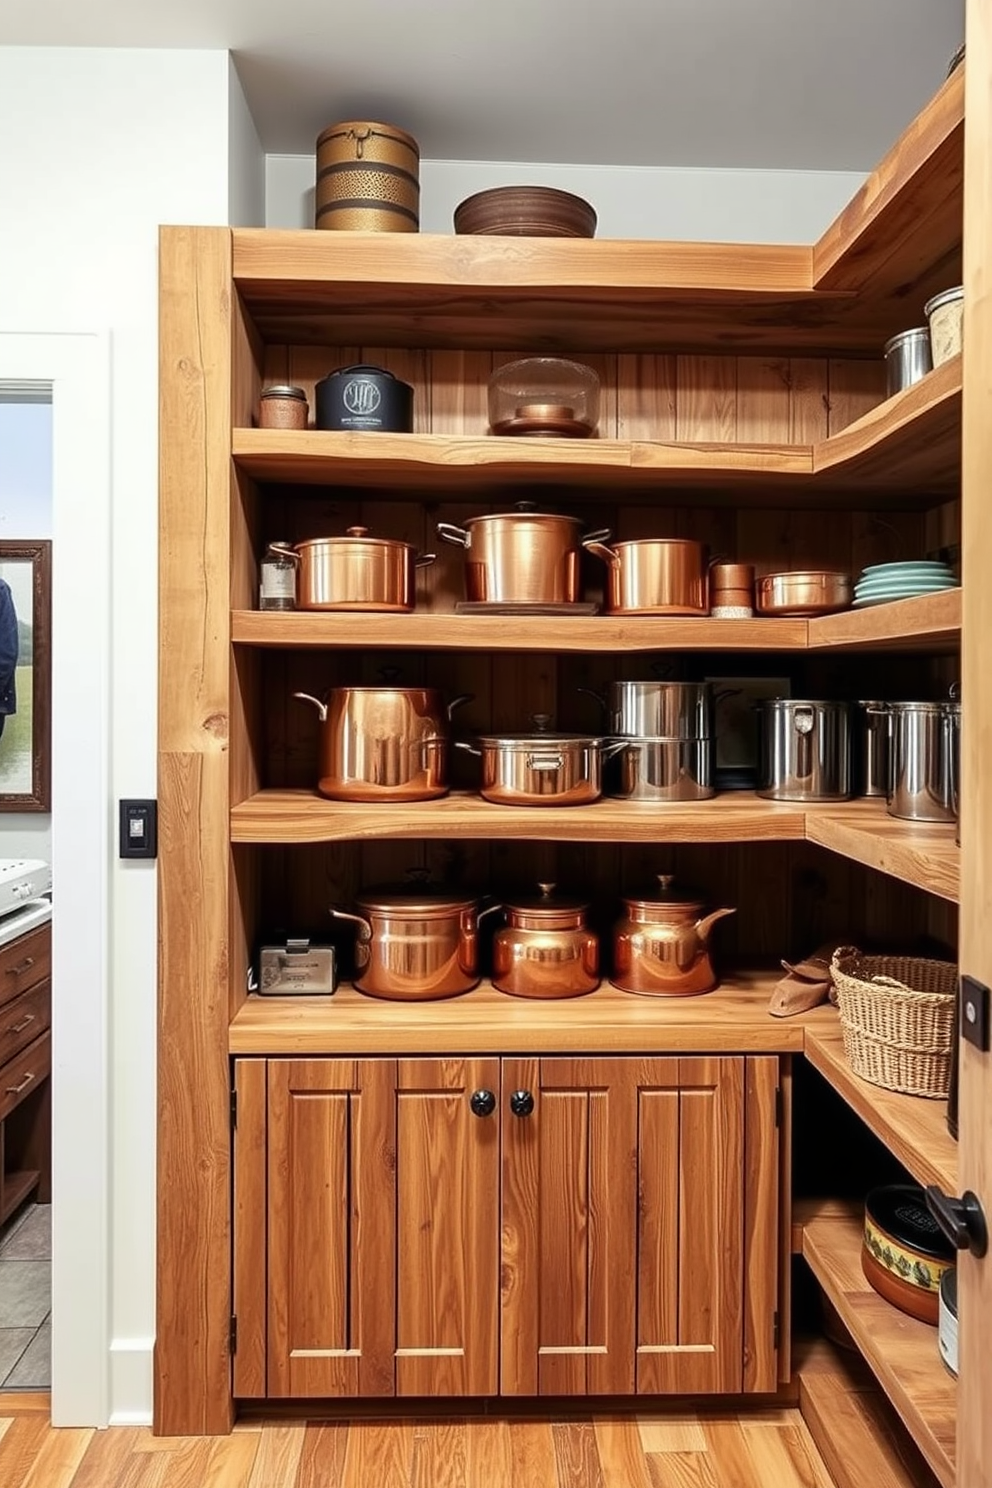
xmin=394 ymin=1058 xmax=500 ymax=1396
xmin=266 ymin=1058 xmax=396 ymax=1397
xmin=501 ymin=1055 xmax=751 ymax=1396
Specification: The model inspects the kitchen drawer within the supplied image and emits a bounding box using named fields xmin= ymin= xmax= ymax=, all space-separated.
xmin=0 ymin=982 xmax=50 ymax=1069
xmin=0 ymin=927 xmax=51 ymax=1011
xmin=0 ymin=1032 xmax=50 ymax=1123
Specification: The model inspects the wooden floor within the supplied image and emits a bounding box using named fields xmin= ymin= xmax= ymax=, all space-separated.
xmin=0 ymin=1397 xmax=837 ymax=1487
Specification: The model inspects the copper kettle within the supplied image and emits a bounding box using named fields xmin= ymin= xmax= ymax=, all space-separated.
xmin=610 ymin=874 xmax=736 ymax=997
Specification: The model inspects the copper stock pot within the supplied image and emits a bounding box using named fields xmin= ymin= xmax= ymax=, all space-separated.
xmin=295 ymin=686 xmax=469 ymax=801
xmin=330 ymin=885 xmax=502 ymax=1000
xmin=272 ymin=527 xmax=435 ymax=611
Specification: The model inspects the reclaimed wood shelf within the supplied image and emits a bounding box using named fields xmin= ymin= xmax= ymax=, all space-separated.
xmin=804 ymin=1022 xmax=957 ymax=1193
xmin=228 ymin=971 xmax=834 ymax=1055
xmin=791 ymin=1197 xmax=863 ymax=1255
xmin=802 ymin=1212 xmax=956 ymax=1488
xmin=230 ymin=789 xmax=808 ymax=845
xmin=807 ymin=588 xmax=961 ymax=653
xmin=805 ymin=800 xmax=959 ymax=903
xmin=232 ymin=357 xmax=960 ymax=508
xmin=231 ymin=610 xmax=808 ymax=652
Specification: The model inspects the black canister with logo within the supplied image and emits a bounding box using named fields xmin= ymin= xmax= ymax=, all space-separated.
xmin=315 ymin=364 xmax=414 ymax=433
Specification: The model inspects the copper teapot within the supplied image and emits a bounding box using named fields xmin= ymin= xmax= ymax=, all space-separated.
xmin=610 ymin=874 xmax=736 ymax=997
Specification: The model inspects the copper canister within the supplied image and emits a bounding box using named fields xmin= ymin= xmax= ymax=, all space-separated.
xmin=315 ymin=120 xmax=420 ymax=232
xmin=493 ymin=883 xmax=599 ymax=998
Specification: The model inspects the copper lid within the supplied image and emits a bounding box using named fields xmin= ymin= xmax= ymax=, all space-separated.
xmin=356 ymin=886 xmax=479 ymax=916
xmin=505 ymin=882 xmax=589 ymax=917
xmin=295 ymin=526 xmax=416 ymax=554
xmin=623 ymin=873 xmax=704 ymax=918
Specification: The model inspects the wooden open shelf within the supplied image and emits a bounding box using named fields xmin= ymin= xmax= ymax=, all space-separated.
xmin=805 ymin=800 xmax=959 ymax=903
xmin=228 ymin=970 xmax=831 ymax=1055
xmin=802 ymin=1212 xmax=956 ymax=1488
xmin=807 ymin=589 xmax=961 ymax=653
xmin=232 ymin=356 xmax=960 ymax=507
xmin=804 ymin=1023 xmax=957 ymax=1193
xmin=230 ymin=789 xmax=807 ymax=845
xmin=231 ymin=610 xmax=808 ymax=652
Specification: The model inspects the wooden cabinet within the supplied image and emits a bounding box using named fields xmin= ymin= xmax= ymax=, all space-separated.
xmin=234 ymin=1053 xmax=779 ymax=1400
xmin=0 ymin=922 xmax=52 ymax=1225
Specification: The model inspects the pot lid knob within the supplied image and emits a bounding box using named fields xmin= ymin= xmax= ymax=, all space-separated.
xmin=536 ymin=882 xmax=557 ymax=898
xmin=346 ymin=525 xmax=369 ymax=538
xmin=405 ymin=867 xmax=431 ymax=884
xmin=515 ymin=500 xmax=538 ymax=513
xmin=657 ymin=874 xmax=676 ymax=892
xmin=532 ymin=712 xmax=552 ymax=731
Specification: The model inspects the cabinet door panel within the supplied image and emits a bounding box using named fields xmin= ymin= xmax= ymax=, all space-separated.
xmin=267 ymin=1058 xmax=395 ymax=1398
xmin=636 ymin=1057 xmax=745 ymax=1395
xmin=395 ymin=1057 xmax=499 ymax=1396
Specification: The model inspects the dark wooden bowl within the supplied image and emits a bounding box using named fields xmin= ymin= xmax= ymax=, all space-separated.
xmin=454 ymin=186 xmax=597 ymax=238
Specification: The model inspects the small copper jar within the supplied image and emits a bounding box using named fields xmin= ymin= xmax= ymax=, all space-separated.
xmin=493 ymin=883 xmax=599 ymax=999
xmin=259 ymin=384 xmax=309 ymax=430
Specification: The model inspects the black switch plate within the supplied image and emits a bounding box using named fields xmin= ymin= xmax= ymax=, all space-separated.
xmin=119 ymin=799 xmax=158 ymax=859
xmin=961 ymin=975 xmax=991 ymax=1053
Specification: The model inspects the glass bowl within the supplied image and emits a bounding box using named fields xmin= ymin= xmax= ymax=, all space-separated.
xmin=488 ymin=357 xmax=601 ymax=437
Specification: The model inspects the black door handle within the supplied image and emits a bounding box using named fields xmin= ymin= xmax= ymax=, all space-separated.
xmin=470 ymin=1089 xmax=497 ymax=1118
xmin=509 ymin=1089 xmax=535 ymax=1117
xmin=925 ymin=1185 xmax=988 ymax=1258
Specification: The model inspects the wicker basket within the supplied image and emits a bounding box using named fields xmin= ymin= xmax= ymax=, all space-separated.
xmin=829 ymin=947 xmax=957 ymax=1098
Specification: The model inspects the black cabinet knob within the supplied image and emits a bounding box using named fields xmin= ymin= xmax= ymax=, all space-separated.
xmin=470 ymin=1089 xmax=496 ymax=1118
xmin=925 ymin=1184 xmax=988 ymax=1258
xmin=509 ymin=1089 xmax=535 ymax=1117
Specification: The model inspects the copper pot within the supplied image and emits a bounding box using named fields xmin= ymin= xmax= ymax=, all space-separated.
xmin=272 ymin=528 xmax=435 ymax=612
xmin=755 ymin=571 xmax=851 ymax=617
xmin=611 ymin=874 xmax=735 ymax=996
xmin=582 ymin=536 xmax=709 ymax=615
xmin=294 ymin=687 xmax=468 ymax=801
xmin=330 ymin=886 xmax=502 ymax=1000
xmin=493 ymin=883 xmax=600 ymax=998
xmin=437 ymin=504 xmax=607 ymax=604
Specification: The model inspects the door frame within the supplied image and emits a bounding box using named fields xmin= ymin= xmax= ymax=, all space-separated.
xmin=0 ymin=331 xmax=112 ymax=1426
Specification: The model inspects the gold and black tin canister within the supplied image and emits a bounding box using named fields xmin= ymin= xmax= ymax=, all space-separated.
xmin=315 ymin=120 xmax=420 ymax=232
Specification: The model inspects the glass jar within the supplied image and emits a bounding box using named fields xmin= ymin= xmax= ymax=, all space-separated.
xmin=259 ymin=542 xmax=297 ymax=611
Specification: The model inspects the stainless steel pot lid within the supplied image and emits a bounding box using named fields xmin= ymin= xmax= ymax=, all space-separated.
xmin=887 ymin=700 xmax=952 ymax=714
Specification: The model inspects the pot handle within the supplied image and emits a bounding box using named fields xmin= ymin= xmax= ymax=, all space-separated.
xmin=793 ymin=704 xmax=815 ymax=782
xmin=328 ymin=908 xmax=373 ymax=940
xmin=454 ymin=740 xmax=482 ymax=757
xmin=293 ymin=691 xmax=329 ymax=722
xmin=477 ymin=901 xmax=505 ymax=924
xmin=447 ymin=693 xmax=474 ymax=719
xmin=267 ymin=542 xmax=301 ymax=564
xmin=415 ymin=552 xmax=437 ymax=569
xmin=600 ymin=738 xmax=630 ymax=760
xmin=526 ymin=753 xmax=565 ymax=770
xmin=577 ymin=686 xmax=606 ymax=712
xmin=581 ymin=534 xmax=618 ymax=565
xmin=437 ymin=522 xmax=470 ymax=548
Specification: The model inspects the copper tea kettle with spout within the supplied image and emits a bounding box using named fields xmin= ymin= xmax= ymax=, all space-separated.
xmin=610 ymin=874 xmax=736 ymax=996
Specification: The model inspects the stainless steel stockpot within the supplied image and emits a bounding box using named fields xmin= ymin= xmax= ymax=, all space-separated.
xmin=457 ymin=718 xmax=625 ymax=806
xmin=756 ymin=700 xmax=852 ymax=802
xmin=604 ymin=680 xmax=714 ymax=740
xmin=856 ymin=701 xmax=891 ymax=798
xmin=608 ymin=737 xmax=715 ymax=802
xmin=294 ymin=686 xmax=468 ymax=801
xmin=887 ymin=700 xmax=959 ymax=823
xmin=330 ymin=887 xmax=501 ymax=1000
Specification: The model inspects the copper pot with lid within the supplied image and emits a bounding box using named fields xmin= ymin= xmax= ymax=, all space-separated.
xmin=610 ymin=874 xmax=736 ymax=996
xmin=271 ymin=527 xmax=436 ymax=611
xmin=492 ymin=883 xmax=600 ymax=999
xmin=330 ymin=879 xmax=502 ymax=1000
xmin=437 ymin=503 xmax=608 ymax=604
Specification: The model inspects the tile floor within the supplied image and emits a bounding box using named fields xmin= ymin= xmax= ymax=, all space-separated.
xmin=0 ymin=1204 xmax=50 ymax=1388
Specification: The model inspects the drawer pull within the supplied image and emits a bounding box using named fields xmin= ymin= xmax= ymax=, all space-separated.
xmin=5 ymin=958 xmax=35 ymax=978
xmin=7 ymin=1014 xmax=36 ymax=1034
xmin=4 ymin=1071 xmax=35 ymax=1096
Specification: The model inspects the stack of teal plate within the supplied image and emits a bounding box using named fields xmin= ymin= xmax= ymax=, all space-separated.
xmin=852 ymin=561 xmax=958 ymax=608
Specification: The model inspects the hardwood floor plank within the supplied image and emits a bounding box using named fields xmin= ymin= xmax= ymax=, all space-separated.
xmin=244 ymin=1423 xmax=305 ymax=1486
xmin=19 ymin=1427 xmax=92 ymax=1488
xmin=62 ymin=1427 xmax=145 ymax=1487
xmin=200 ymin=1433 xmax=261 ymax=1488
xmin=637 ymin=1414 xmax=707 ymax=1453
xmin=342 ymin=1418 xmax=416 ymax=1488
xmin=295 ymin=1423 xmax=350 ymax=1488
xmin=0 ymin=1417 xmax=12 ymax=1446
xmin=700 ymin=1422 xmax=762 ymax=1488
xmin=411 ymin=1419 xmax=467 ymax=1488
xmin=552 ymin=1420 xmax=605 ymax=1488
xmin=739 ymin=1420 xmax=835 ymax=1488
xmin=508 ymin=1419 xmax=559 ymax=1487
xmin=594 ymin=1416 xmax=654 ymax=1488
xmin=0 ymin=1414 xmax=51 ymax=1488
xmin=465 ymin=1418 xmax=513 ymax=1488
xmin=646 ymin=1452 xmax=719 ymax=1488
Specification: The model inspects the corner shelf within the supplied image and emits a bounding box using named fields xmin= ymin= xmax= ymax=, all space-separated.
xmin=805 ymin=801 xmax=959 ymax=904
xmin=807 ymin=588 xmax=961 ymax=653
xmin=802 ymin=1212 xmax=956 ymax=1488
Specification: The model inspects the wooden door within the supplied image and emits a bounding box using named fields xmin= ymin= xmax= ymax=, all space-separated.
xmin=394 ymin=1057 xmax=500 ymax=1396
xmin=500 ymin=1055 xmax=754 ymax=1396
xmin=959 ymin=8 xmax=992 ymax=1483
xmin=266 ymin=1058 xmax=396 ymax=1397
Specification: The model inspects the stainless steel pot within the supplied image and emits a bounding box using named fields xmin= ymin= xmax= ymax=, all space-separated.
xmin=887 ymin=700 xmax=959 ymax=823
xmin=330 ymin=886 xmax=501 ymax=1000
xmin=608 ymin=737 xmax=714 ymax=802
xmin=437 ymin=504 xmax=605 ymax=604
xmin=492 ymin=883 xmax=600 ymax=999
xmin=757 ymin=700 xmax=852 ymax=802
xmin=457 ymin=716 xmax=625 ymax=806
xmin=603 ymin=680 xmax=714 ymax=740
xmin=272 ymin=527 xmax=435 ymax=612
xmin=857 ymin=701 xmax=890 ymax=797
xmin=582 ymin=536 xmax=708 ymax=615
xmin=295 ymin=687 xmax=468 ymax=801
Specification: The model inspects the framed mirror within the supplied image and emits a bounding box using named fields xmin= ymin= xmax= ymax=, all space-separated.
xmin=0 ymin=539 xmax=51 ymax=810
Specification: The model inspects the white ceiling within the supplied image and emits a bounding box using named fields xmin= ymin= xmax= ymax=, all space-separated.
xmin=1 ymin=0 xmax=965 ymax=170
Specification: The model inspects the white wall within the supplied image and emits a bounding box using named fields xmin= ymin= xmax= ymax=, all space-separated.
xmin=0 ymin=45 xmax=259 ymax=1425
xmin=266 ymin=153 xmax=866 ymax=241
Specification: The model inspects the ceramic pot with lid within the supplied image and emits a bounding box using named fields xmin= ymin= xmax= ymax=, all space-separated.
xmin=272 ymin=527 xmax=435 ymax=611
xmin=610 ymin=875 xmax=736 ymax=996
xmin=457 ymin=715 xmax=626 ymax=806
xmin=492 ymin=883 xmax=600 ymax=999
xmin=330 ymin=881 xmax=501 ymax=1000
xmin=295 ymin=686 xmax=468 ymax=801
xmin=315 ymin=364 xmax=414 ymax=431
xmin=582 ymin=536 xmax=709 ymax=615
xmin=437 ymin=504 xmax=606 ymax=605
xmin=861 ymin=1184 xmax=955 ymax=1325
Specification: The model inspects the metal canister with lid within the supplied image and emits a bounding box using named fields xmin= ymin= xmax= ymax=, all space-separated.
xmin=884 ymin=327 xmax=933 ymax=395
xmin=258 ymin=384 xmax=309 ymax=430
xmin=492 ymin=883 xmax=599 ymax=999
xmin=315 ymin=120 xmax=420 ymax=232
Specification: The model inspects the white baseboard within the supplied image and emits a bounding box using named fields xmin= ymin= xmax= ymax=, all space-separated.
xmin=108 ymin=1337 xmax=153 ymax=1426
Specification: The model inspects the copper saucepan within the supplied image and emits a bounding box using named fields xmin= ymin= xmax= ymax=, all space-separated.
xmin=272 ymin=527 xmax=436 ymax=611
xmin=330 ymin=885 xmax=503 ymax=1000
xmin=582 ymin=536 xmax=709 ymax=615
xmin=295 ymin=686 xmax=470 ymax=801
xmin=755 ymin=571 xmax=852 ymax=617
xmin=437 ymin=503 xmax=609 ymax=604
